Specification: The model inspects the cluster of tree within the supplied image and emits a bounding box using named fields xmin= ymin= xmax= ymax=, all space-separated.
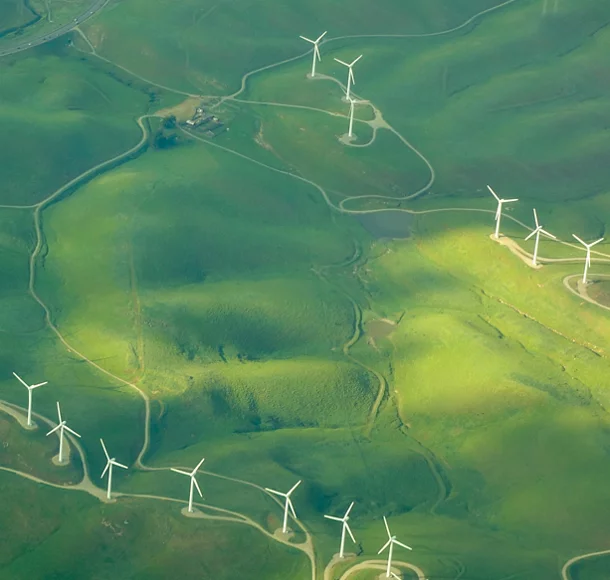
xmin=153 ymin=115 xmax=181 ymax=149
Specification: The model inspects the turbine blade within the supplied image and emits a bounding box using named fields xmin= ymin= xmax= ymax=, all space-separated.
xmin=349 ymin=68 xmax=355 ymax=85
xmin=495 ymin=204 xmax=501 ymax=221
xmin=299 ymin=35 xmax=315 ymax=43
xmin=503 ymin=198 xmax=519 ymax=203
xmin=113 ymin=460 xmax=128 ymax=470
xmin=334 ymin=58 xmax=349 ymax=67
xmin=193 ymin=476 xmax=203 ymax=497
xmin=324 ymin=515 xmax=343 ymax=522
xmin=315 ymin=44 xmax=321 ymax=62
xmin=315 ymin=30 xmax=328 ymax=43
xmin=540 ymin=229 xmax=557 ymax=240
xmin=350 ymin=54 xmax=363 ymax=66
xmin=345 ymin=522 xmax=356 ymax=543
xmin=383 ymin=516 xmax=391 ymax=539
xmin=393 ymin=539 xmax=413 ymax=550
xmin=192 ymin=457 xmax=206 ymax=474
xmin=345 ymin=501 xmax=355 ymax=518
xmin=288 ymin=480 xmax=302 ymax=495
xmin=29 ymin=382 xmax=47 ymax=390
xmin=533 ymin=208 xmax=539 ymax=228
xmin=265 ymin=488 xmax=286 ymax=498
xmin=287 ymin=498 xmax=297 ymax=519
xmin=101 ymin=462 xmax=110 ymax=478
xmin=572 ymin=234 xmax=586 ymax=246
xmin=486 ymin=185 xmax=500 ymax=201
xmin=378 ymin=538 xmax=391 ymax=554
xmin=524 ymin=229 xmax=538 ymax=241
xmin=56 ymin=401 xmax=62 ymax=423
xmin=591 ymin=237 xmax=604 ymax=246
xmin=12 ymin=372 xmax=29 ymax=387
xmin=64 ymin=425 xmax=81 ymax=438
xmin=171 ymin=468 xmax=191 ymax=476
xmin=46 ymin=424 xmax=61 ymax=436
xmin=100 ymin=438 xmax=110 ymax=461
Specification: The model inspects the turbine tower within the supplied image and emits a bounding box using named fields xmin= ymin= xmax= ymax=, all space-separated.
xmin=334 ymin=54 xmax=362 ymax=100
xmin=324 ymin=501 xmax=356 ymax=558
xmin=525 ymin=208 xmax=556 ymax=266
xmin=12 ymin=372 xmax=47 ymax=427
xmin=346 ymin=95 xmax=367 ymax=138
xmin=487 ymin=185 xmax=518 ymax=239
xmin=265 ymin=479 xmax=301 ymax=534
xmin=171 ymin=457 xmax=206 ymax=513
xmin=46 ymin=401 xmax=81 ymax=464
xmin=572 ymin=234 xmax=604 ymax=284
xmin=378 ymin=516 xmax=412 ymax=578
xmin=299 ymin=31 xmax=327 ymax=77
xmin=100 ymin=438 xmax=128 ymax=500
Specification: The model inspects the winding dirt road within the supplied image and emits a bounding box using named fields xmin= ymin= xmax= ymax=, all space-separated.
xmin=2 ymin=0 xmax=605 ymax=578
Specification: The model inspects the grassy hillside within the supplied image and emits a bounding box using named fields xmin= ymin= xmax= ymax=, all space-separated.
xmin=2 ymin=0 xmax=610 ymax=579
xmin=0 ymin=0 xmax=37 ymax=35
xmin=0 ymin=46 xmax=152 ymax=206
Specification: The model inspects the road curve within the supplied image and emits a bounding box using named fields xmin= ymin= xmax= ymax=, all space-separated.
xmin=337 ymin=559 xmax=426 ymax=580
xmin=0 ymin=0 xmax=109 ymax=59
xmin=561 ymin=549 xmax=610 ymax=580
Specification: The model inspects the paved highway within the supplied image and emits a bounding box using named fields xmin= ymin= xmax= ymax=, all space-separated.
xmin=0 ymin=0 xmax=108 ymax=58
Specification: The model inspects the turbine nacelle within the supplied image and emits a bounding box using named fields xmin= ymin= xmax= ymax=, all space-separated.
xmin=487 ymin=185 xmax=518 ymax=238
xmin=300 ymin=31 xmax=327 ymax=76
xmin=171 ymin=457 xmax=205 ymax=511
xmin=13 ymin=372 xmax=47 ymax=391
xmin=265 ymin=480 xmax=301 ymax=533
xmin=573 ymin=234 xmax=604 ymax=269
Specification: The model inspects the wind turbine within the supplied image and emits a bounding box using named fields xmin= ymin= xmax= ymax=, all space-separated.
xmin=171 ymin=457 xmax=206 ymax=513
xmin=46 ymin=402 xmax=81 ymax=464
xmin=378 ymin=516 xmax=412 ymax=578
xmin=572 ymin=234 xmax=604 ymax=284
xmin=324 ymin=501 xmax=356 ymax=558
xmin=525 ymin=208 xmax=556 ymax=266
xmin=12 ymin=372 xmax=47 ymax=427
xmin=346 ymin=95 xmax=367 ymax=138
xmin=265 ymin=479 xmax=301 ymax=534
xmin=100 ymin=438 xmax=128 ymax=500
xmin=487 ymin=185 xmax=518 ymax=239
xmin=299 ymin=31 xmax=327 ymax=77
xmin=334 ymin=54 xmax=363 ymax=100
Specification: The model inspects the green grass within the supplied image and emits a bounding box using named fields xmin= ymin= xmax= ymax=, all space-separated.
xmin=570 ymin=554 xmax=610 ymax=580
xmin=0 ymin=48 xmax=152 ymax=205
xmin=2 ymin=0 xmax=610 ymax=579
xmin=0 ymin=0 xmax=95 ymax=48
xmin=0 ymin=474 xmax=308 ymax=579
xmin=0 ymin=0 xmax=38 ymax=35
xmin=81 ymin=0 xmax=501 ymax=95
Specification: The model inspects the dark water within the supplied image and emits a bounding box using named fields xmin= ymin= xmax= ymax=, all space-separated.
xmin=357 ymin=210 xmax=412 ymax=239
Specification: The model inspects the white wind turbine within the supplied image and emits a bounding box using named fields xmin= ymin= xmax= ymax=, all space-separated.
xmin=12 ymin=372 xmax=47 ymax=427
xmin=525 ymin=208 xmax=556 ymax=266
xmin=171 ymin=457 xmax=206 ymax=513
xmin=265 ymin=479 xmax=301 ymax=534
xmin=378 ymin=516 xmax=412 ymax=578
xmin=487 ymin=185 xmax=518 ymax=239
xmin=346 ymin=95 xmax=367 ymax=138
xmin=100 ymin=438 xmax=128 ymax=500
xmin=299 ymin=31 xmax=327 ymax=77
xmin=334 ymin=54 xmax=363 ymax=100
xmin=46 ymin=402 xmax=81 ymax=464
xmin=324 ymin=501 xmax=356 ymax=558
xmin=572 ymin=234 xmax=604 ymax=284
